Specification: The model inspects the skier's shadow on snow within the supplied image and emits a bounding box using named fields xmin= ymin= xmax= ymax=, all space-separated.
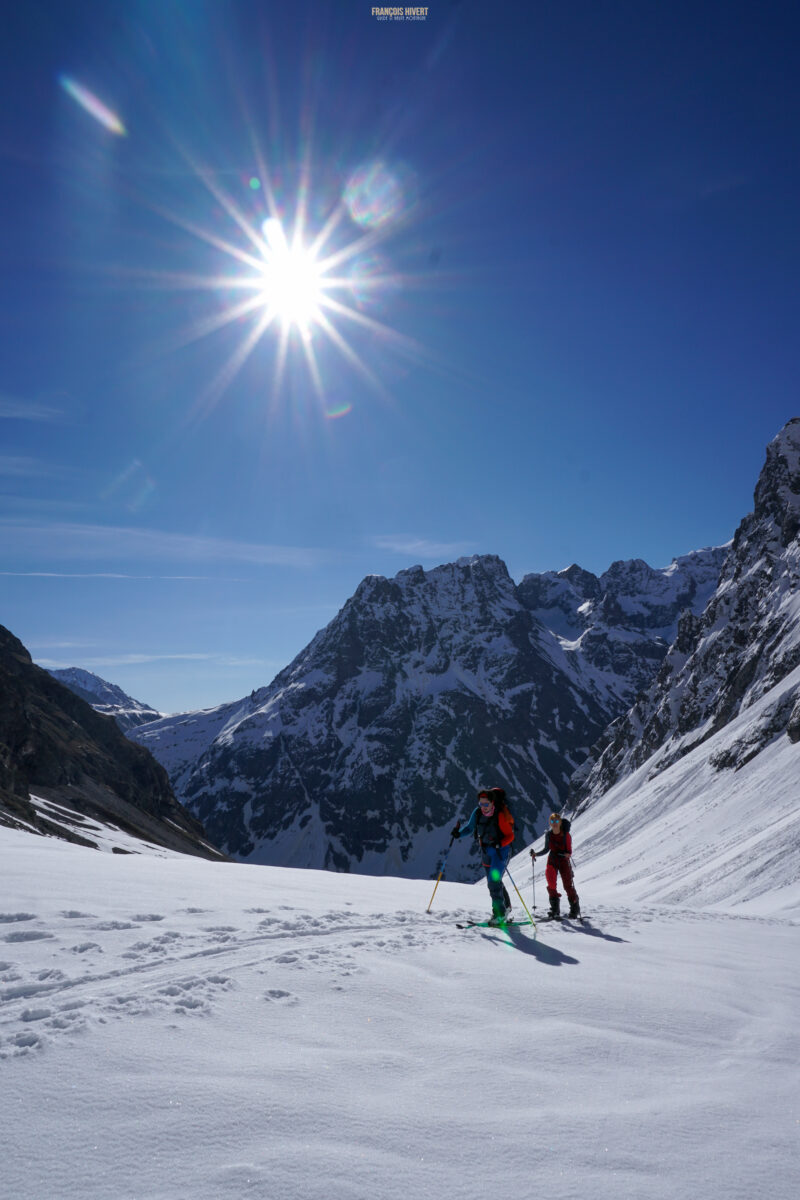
xmin=481 ymin=921 xmax=628 ymax=963
xmin=479 ymin=927 xmax=579 ymax=965
xmin=533 ymin=919 xmax=628 ymax=947
xmin=563 ymin=921 xmax=627 ymax=945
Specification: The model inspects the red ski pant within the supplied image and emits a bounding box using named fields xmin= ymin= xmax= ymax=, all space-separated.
xmin=545 ymin=856 xmax=578 ymax=904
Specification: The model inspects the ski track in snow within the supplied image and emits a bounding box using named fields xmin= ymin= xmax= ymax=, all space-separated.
xmin=0 ymin=903 xmax=467 ymax=1058
xmin=2 ymin=898 xmax=785 ymax=1060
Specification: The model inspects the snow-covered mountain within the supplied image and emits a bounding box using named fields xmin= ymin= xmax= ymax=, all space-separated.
xmin=573 ymin=417 xmax=800 ymax=808
xmin=47 ymin=668 xmax=162 ymax=731
xmin=518 ymin=547 xmax=726 ymax=708
xmin=131 ymin=549 xmax=722 ymax=878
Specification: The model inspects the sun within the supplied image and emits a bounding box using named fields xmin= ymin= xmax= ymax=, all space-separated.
xmin=258 ymin=218 xmax=324 ymax=334
xmin=130 ymin=141 xmax=436 ymax=416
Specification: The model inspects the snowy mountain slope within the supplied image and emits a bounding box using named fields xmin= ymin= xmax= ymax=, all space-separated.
xmin=2 ymin=823 xmax=798 ymax=1200
xmin=128 ymin=697 xmax=245 ymax=792
xmin=518 ymin=546 xmax=726 ymax=707
xmin=574 ymin=418 xmax=800 ymax=804
xmin=131 ymin=550 xmax=721 ymax=879
xmin=47 ymin=667 xmax=162 ymax=731
xmin=0 ymin=626 xmax=224 ymax=861
xmin=546 ymin=660 xmax=800 ymax=918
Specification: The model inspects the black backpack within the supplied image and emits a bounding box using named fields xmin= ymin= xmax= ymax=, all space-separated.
xmin=488 ymin=787 xmax=515 ymax=846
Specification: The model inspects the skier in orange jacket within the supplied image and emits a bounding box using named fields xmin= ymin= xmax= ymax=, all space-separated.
xmin=452 ymin=787 xmax=515 ymax=925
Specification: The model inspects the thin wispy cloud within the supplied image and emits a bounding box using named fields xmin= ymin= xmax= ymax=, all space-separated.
xmin=35 ymin=652 xmax=215 ymax=669
xmin=371 ymin=534 xmax=476 ymax=560
xmin=0 ymin=572 xmax=249 ymax=580
xmin=0 ymin=456 xmax=61 ymax=478
xmin=26 ymin=638 xmax=100 ymax=651
xmin=0 ymin=520 xmax=329 ymax=569
xmin=0 ymin=395 xmax=64 ymax=422
xmin=35 ymin=651 xmax=283 ymax=670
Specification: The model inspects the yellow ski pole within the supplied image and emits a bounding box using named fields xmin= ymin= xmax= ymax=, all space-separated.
xmin=505 ymin=865 xmax=536 ymax=929
xmin=426 ymin=827 xmax=459 ymax=913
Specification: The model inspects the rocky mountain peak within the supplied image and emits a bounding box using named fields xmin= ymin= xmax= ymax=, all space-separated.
xmin=751 ymin=417 xmax=800 ymax=543
xmin=560 ymin=563 xmax=601 ymax=599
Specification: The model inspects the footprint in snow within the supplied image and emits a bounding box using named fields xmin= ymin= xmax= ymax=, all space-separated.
xmin=0 ymin=913 xmax=37 ymax=923
xmin=131 ymin=914 xmax=165 ymax=923
xmin=264 ymin=989 xmax=298 ymax=1005
xmin=47 ymin=1010 xmax=87 ymax=1034
xmin=156 ymin=973 xmax=233 ymax=1017
xmin=1 ymin=1031 xmax=44 ymax=1057
xmin=3 ymin=930 xmax=54 ymax=943
xmin=21 ymin=1007 xmax=52 ymax=1023
xmin=202 ymin=927 xmax=240 ymax=941
xmin=122 ymin=931 xmax=182 ymax=959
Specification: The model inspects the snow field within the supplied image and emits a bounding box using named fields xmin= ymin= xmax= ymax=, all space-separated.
xmin=2 ymin=826 xmax=798 ymax=1200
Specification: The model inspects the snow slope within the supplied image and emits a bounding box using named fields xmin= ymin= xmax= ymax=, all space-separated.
xmin=566 ymin=662 xmax=800 ymax=919
xmin=2 ymin=821 xmax=798 ymax=1200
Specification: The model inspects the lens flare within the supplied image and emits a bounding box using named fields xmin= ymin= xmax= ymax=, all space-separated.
xmin=343 ymin=161 xmax=415 ymax=230
xmin=59 ymin=74 xmax=127 ymax=136
xmin=324 ymin=402 xmax=353 ymax=420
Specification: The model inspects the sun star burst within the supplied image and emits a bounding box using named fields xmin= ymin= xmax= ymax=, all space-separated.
xmin=258 ymin=218 xmax=325 ymax=334
xmin=123 ymin=126 xmax=439 ymax=421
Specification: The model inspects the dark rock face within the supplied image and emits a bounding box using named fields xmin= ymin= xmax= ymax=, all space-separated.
xmin=573 ymin=419 xmax=800 ymax=806
xmin=47 ymin=668 xmax=161 ymax=731
xmin=0 ymin=625 xmax=224 ymax=859
xmin=132 ymin=548 xmax=722 ymax=880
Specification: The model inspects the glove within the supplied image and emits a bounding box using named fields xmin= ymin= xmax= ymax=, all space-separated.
xmin=451 ymin=824 xmax=461 ymax=839
xmin=529 ymin=849 xmax=536 ymax=859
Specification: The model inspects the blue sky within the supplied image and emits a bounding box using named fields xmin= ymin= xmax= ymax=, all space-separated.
xmin=1 ymin=0 xmax=799 ymax=713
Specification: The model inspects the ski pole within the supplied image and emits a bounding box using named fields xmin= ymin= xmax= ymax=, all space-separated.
xmin=505 ymin=865 xmax=536 ymax=927
xmin=529 ymin=850 xmax=537 ymax=911
xmin=426 ymin=827 xmax=459 ymax=913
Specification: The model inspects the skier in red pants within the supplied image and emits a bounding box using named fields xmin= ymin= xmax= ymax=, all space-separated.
xmin=530 ymin=812 xmax=580 ymax=918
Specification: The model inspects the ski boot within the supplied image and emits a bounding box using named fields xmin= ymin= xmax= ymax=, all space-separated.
xmin=547 ymin=894 xmax=561 ymax=920
xmin=568 ymin=899 xmax=581 ymax=919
